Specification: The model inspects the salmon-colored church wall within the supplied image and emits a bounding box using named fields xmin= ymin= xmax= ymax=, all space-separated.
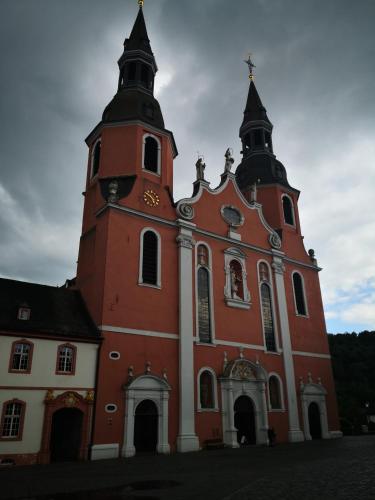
xmin=92 ymin=332 xmax=179 ymax=448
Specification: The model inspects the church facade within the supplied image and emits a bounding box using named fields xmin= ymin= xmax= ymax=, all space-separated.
xmin=0 ymin=3 xmax=341 ymax=465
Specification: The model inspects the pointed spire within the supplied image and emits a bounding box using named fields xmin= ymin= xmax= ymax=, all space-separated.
xmin=124 ymin=6 xmax=153 ymax=56
xmin=242 ymin=80 xmax=270 ymax=125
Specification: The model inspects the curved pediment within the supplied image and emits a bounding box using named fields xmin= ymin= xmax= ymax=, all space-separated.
xmin=126 ymin=374 xmax=171 ymax=391
xmin=301 ymin=382 xmax=327 ymax=396
xmin=222 ymin=358 xmax=266 ymax=381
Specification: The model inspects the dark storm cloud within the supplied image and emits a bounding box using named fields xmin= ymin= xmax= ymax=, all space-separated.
xmin=0 ymin=0 xmax=374 ymax=330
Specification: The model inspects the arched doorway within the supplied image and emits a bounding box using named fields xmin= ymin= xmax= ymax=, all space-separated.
xmin=50 ymin=408 xmax=83 ymax=462
xmin=308 ymin=402 xmax=322 ymax=439
xmin=134 ymin=399 xmax=158 ymax=453
xmin=234 ymin=396 xmax=256 ymax=445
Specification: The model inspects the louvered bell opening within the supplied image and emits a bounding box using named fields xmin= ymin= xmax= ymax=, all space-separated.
xmin=142 ymin=231 xmax=158 ymax=285
xmin=198 ymin=267 xmax=211 ymax=343
xmin=261 ymin=283 xmax=276 ymax=352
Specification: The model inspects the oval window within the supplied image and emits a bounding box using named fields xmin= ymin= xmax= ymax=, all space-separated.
xmin=109 ymin=351 xmax=120 ymax=360
xmin=105 ymin=404 xmax=118 ymax=413
xmin=221 ymin=206 xmax=243 ymax=227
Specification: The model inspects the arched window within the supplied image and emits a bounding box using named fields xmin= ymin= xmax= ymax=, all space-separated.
xmin=292 ymin=272 xmax=307 ymax=316
xmin=56 ymin=344 xmax=76 ymax=374
xmin=199 ymin=370 xmax=215 ymax=409
xmin=142 ymin=231 xmax=158 ymax=285
xmin=139 ymin=229 xmax=160 ymax=287
xmin=143 ymin=135 xmax=160 ymax=174
xmin=282 ymin=195 xmax=295 ymax=226
xmin=196 ymin=244 xmax=214 ymax=344
xmin=259 ymin=262 xmax=269 ymax=283
xmin=261 ymin=283 xmax=276 ymax=352
xmin=269 ymin=375 xmax=282 ymax=410
xmin=1 ymin=400 xmax=26 ymax=439
xmin=91 ymin=139 xmax=101 ymax=178
xmin=127 ymin=61 xmax=137 ymax=82
xmin=141 ymin=64 xmax=150 ymax=88
xmin=9 ymin=340 xmax=33 ymax=373
xmin=198 ymin=267 xmax=211 ymax=343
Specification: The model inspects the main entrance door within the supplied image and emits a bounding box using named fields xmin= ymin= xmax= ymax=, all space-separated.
xmin=308 ymin=402 xmax=322 ymax=439
xmin=134 ymin=399 xmax=158 ymax=453
xmin=234 ymin=396 xmax=256 ymax=445
xmin=50 ymin=408 xmax=83 ymax=462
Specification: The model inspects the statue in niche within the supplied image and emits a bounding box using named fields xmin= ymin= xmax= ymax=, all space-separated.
xmin=195 ymin=157 xmax=206 ymax=181
xmin=224 ymin=148 xmax=234 ymax=173
xmin=230 ymin=265 xmax=242 ymax=299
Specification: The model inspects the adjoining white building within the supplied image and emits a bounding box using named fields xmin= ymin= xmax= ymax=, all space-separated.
xmin=0 ymin=278 xmax=100 ymax=465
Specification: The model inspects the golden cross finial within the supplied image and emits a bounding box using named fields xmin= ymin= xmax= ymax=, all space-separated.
xmin=138 ymin=0 xmax=144 ymax=7
xmin=244 ymin=53 xmax=256 ymax=80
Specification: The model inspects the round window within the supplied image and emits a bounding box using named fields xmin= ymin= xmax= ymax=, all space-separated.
xmin=221 ymin=206 xmax=244 ymax=227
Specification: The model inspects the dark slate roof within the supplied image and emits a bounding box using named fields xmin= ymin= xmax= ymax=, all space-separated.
xmin=124 ymin=7 xmax=153 ymax=55
xmin=0 ymin=278 xmax=100 ymax=341
xmin=241 ymin=80 xmax=271 ymax=127
xmin=235 ymin=153 xmax=296 ymax=192
xmin=102 ymin=88 xmax=164 ymax=128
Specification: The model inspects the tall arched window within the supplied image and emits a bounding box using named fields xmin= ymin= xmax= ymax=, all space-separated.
xmin=261 ymin=283 xmax=276 ymax=352
xmin=258 ymin=261 xmax=277 ymax=352
xmin=91 ymin=139 xmax=101 ymax=178
xmin=292 ymin=272 xmax=307 ymax=316
xmin=269 ymin=375 xmax=282 ymax=410
xmin=56 ymin=344 xmax=76 ymax=374
xmin=282 ymin=195 xmax=295 ymax=226
xmin=10 ymin=340 xmax=33 ymax=373
xmin=140 ymin=230 xmax=159 ymax=286
xmin=196 ymin=244 xmax=214 ymax=343
xmin=127 ymin=61 xmax=137 ymax=82
xmin=199 ymin=370 xmax=214 ymax=409
xmin=1 ymin=400 xmax=26 ymax=439
xmin=141 ymin=64 xmax=150 ymax=88
xmin=143 ymin=135 xmax=160 ymax=174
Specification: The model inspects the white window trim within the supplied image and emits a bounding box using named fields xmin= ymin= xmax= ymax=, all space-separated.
xmin=105 ymin=404 xmax=118 ymax=413
xmin=138 ymin=227 xmax=162 ymax=289
xmin=142 ymin=133 xmax=161 ymax=176
xmin=197 ymin=366 xmax=219 ymax=412
xmin=267 ymin=372 xmax=285 ymax=411
xmin=224 ymin=247 xmax=251 ymax=309
xmin=195 ymin=241 xmax=216 ymax=344
xmin=109 ymin=351 xmax=121 ymax=360
xmin=281 ymin=194 xmax=296 ymax=227
xmin=291 ymin=270 xmax=309 ymax=317
xmin=257 ymin=260 xmax=280 ymax=353
xmin=90 ymin=137 xmax=101 ymax=180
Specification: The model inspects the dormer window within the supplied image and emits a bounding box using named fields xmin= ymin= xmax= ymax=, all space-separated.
xmin=17 ymin=305 xmax=30 ymax=321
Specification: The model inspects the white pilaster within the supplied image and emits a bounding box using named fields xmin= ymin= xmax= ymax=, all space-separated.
xmin=176 ymin=220 xmax=200 ymax=452
xmin=122 ymin=389 xmax=136 ymax=457
xmin=223 ymin=383 xmax=238 ymax=447
xmin=272 ymin=252 xmax=304 ymax=442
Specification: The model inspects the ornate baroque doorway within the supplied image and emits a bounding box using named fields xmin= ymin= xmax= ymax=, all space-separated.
xmin=220 ymin=358 xmax=268 ymax=447
xmin=300 ymin=380 xmax=330 ymax=440
xmin=50 ymin=408 xmax=83 ymax=461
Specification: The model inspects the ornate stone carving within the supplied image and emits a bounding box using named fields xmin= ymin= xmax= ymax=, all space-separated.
xmin=162 ymin=368 xmax=168 ymax=380
xmin=224 ymin=148 xmax=234 ymax=173
xmin=176 ymin=234 xmax=195 ymax=249
xmin=85 ymin=390 xmax=95 ymax=402
xmin=108 ymin=179 xmax=119 ymax=203
xmin=269 ymin=232 xmax=281 ymax=250
xmin=145 ymin=361 xmax=151 ymax=374
xmin=231 ymin=360 xmax=255 ymax=380
xmin=177 ymin=203 xmax=195 ymax=220
xmin=45 ymin=389 xmax=55 ymax=401
xmin=64 ymin=392 xmax=79 ymax=407
xmin=195 ymin=157 xmax=206 ymax=181
xmin=272 ymin=260 xmax=285 ymax=275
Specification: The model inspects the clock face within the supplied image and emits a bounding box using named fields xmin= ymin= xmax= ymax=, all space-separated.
xmin=143 ymin=189 xmax=160 ymax=207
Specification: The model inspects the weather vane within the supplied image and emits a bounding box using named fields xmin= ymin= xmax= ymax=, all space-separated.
xmin=138 ymin=0 xmax=144 ymax=7
xmin=244 ymin=53 xmax=256 ymax=80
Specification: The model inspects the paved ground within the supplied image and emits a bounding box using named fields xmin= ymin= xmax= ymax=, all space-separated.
xmin=1 ymin=436 xmax=374 ymax=500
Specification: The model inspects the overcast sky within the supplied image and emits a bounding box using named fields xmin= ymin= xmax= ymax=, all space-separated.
xmin=1 ymin=0 xmax=374 ymax=333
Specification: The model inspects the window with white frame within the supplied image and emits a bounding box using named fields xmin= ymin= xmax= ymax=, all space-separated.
xmin=91 ymin=139 xmax=101 ymax=178
xmin=224 ymin=248 xmax=251 ymax=309
xmin=10 ymin=341 xmax=33 ymax=372
xmin=143 ymin=134 xmax=161 ymax=174
xmin=196 ymin=244 xmax=214 ymax=343
xmin=292 ymin=271 xmax=308 ymax=316
xmin=139 ymin=228 xmax=161 ymax=287
xmin=56 ymin=344 xmax=76 ymax=374
xmin=268 ymin=375 xmax=283 ymax=410
xmin=1 ymin=401 xmax=25 ymax=439
xmin=197 ymin=368 xmax=218 ymax=411
xmin=258 ymin=261 xmax=277 ymax=352
xmin=282 ymin=194 xmax=295 ymax=226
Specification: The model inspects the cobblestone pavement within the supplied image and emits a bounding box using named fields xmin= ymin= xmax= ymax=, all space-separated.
xmin=1 ymin=436 xmax=374 ymax=500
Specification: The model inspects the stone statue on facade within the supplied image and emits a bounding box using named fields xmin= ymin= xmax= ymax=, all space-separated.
xmin=195 ymin=157 xmax=206 ymax=181
xmin=224 ymin=148 xmax=234 ymax=173
xmin=230 ymin=266 xmax=241 ymax=299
